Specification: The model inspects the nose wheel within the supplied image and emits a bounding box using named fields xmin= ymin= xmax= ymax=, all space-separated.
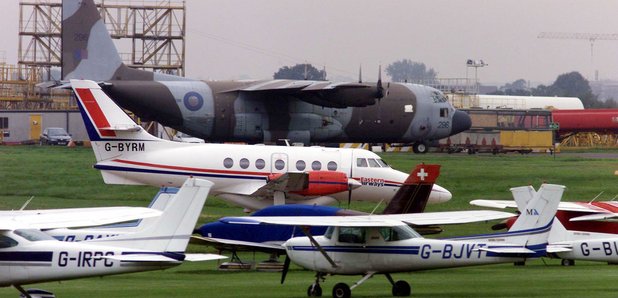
xmin=413 ymin=142 xmax=428 ymax=154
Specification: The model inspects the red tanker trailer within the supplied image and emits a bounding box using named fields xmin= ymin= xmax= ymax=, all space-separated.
xmin=552 ymin=109 xmax=618 ymax=135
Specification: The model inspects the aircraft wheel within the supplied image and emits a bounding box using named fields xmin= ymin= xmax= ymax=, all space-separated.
xmin=413 ymin=142 xmax=428 ymax=154
xmin=392 ymin=280 xmax=411 ymax=296
xmin=332 ymin=283 xmax=351 ymax=298
xmin=307 ymin=283 xmax=322 ymax=297
xmin=561 ymin=259 xmax=575 ymax=266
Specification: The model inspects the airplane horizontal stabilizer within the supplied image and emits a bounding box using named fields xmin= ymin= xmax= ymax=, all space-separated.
xmin=477 ymin=246 xmax=536 ymax=255
xmin=469 ymin=200 xmax=516 ymax=209
xmin=104 ymin=254 xmax=180 ymax=262
xmin=184 ymin=253 xmax=228 ymax=262
xmin=190 ymin=236 xmax=285 ymax=252
xmin=546 ymin=244 xmax=573 ymax=253
xmin=569 ymin=213 xmax=618 ymax=222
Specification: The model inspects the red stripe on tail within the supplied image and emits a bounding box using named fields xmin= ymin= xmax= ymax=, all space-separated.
xmin=75 ymin=88 xmax=116 ymax=137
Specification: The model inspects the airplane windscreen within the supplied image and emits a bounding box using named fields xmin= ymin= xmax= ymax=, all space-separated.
xmin=376 ymin=159 xmax=389 ymax=167
xmin=14 ymin=229 xmax=56 ymax=242
xmin=0 ymin=235 xmax=18 ymax=248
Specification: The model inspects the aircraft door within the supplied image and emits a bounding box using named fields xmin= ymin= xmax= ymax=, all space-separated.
xmin=270 ymin=153 xmax=288 ymax=174
xmin=333 ymin=227 xmax=369 ymax=271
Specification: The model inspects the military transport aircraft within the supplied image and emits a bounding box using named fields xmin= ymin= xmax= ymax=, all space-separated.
xmin=221 ymin=183 xmax=564 ymax=297
xmin=70 ymin=79 xmax=452 ymax=210
xmin=60 ymin=0 xmax=472 ymax=152
xmin=1 ymin=178 xmax=225 ymax=298
xmin=472 ymin=186 xmax=618 ymax=266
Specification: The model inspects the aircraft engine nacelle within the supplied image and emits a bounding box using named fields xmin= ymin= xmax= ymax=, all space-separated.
xmin=267 ymin=171 xmax=354 ymax=196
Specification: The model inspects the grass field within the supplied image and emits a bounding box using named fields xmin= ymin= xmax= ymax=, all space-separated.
xmin=1 ymin=146 xmax=618 ymax=297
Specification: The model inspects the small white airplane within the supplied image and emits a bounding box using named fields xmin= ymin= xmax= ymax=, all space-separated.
xmin=0 ymin=178 xmax=225 ymax=297
xmin=473 ymin=186 xmax=618 ymax=266
xmin=220 ymin=184 xmax=563 ymax=297
xmin=69 ymin=79 xmax=452 ymax=210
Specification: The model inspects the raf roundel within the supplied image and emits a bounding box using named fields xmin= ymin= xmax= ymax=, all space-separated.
xmin=183 ymin=91 xmax=204 ymax=111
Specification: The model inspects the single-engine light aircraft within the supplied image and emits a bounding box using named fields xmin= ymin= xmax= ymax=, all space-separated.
xmin=222 ymin=183 xmax=563 ymax=298
xmin=472 ymin=186 xmax=618 ymax=266
xmin=60 ymin=0 xmax=471 ymax=152
xmin=1 ymin=178 xmax=225 ymax=297
xmin=69 ymin=79 xmax=451 ymax=210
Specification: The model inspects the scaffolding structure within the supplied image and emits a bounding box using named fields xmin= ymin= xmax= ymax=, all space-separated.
xmin=11 ymin=0 xmax=186 ymax=110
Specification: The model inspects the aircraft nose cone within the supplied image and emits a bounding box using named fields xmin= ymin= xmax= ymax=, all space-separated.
xmin=429 ymin=184 xmax=452 ymax=204
xmin=451 ymin=110 xmax=472 ymax=135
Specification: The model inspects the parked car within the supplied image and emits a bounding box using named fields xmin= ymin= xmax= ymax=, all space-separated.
xmin=40 ymin=127 xmax=72 ymax=146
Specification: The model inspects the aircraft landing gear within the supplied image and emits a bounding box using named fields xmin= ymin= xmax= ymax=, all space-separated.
xmin=561 ymin=259 xmax=575 ymax=266
xmin=307 ymin=273 xmax=325 ymax=297
xmin=386 ymin=273 xmax=411 ymax=297
xmin=412 ymin=142 xmax=428 ymax=154
xmin=332 ymin=283 xmax=351 ymax=298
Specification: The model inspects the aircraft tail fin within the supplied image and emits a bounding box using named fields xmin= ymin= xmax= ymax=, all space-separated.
xmin=382 ymin=164 xmax=440 ymax=214
xmin=62 ymin=0 xmax=153 ymax=81
xmin=95 ymin=178 xmax=213 ymax=253
xmin=504 ymin=184 xmax=564 ymax=247
xmin=511 ymin=185 xmax=536 ymax=212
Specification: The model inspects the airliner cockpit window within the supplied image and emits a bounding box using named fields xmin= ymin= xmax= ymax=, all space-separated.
xmin=356 ymin=158 xmax=368 ymax=167
xmin=368 ymin=159 xmax=381 ymax=168
xmin=0 ymin=235 xmax=18 ymax=248
xmin=376 ymin=159 xmax=389 ymax=167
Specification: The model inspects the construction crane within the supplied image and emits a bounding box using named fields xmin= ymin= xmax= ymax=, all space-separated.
xmin=538 ymin=32 xmax=618 ymax=80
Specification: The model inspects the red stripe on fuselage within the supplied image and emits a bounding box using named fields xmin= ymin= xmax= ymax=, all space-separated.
xmin=75 ymin=88 xmax=116 ymax=137
xmin=112 ymin=159 xmax=269 ymax=177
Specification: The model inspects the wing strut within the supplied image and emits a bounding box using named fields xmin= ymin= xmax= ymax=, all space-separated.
xmin=300 ymin=226 xmax=337 ymax=268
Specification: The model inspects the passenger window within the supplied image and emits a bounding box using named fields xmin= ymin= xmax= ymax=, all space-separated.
xmin=338 ymin=227 xmax=365 ymax=244
xmin=274 ymin=159 xmax=285 ymax=170
xmin=368 ymin=158 xmax=381 ymax=168
xmin=223 ymin=158 xmax=234 ymax=168
xmin=255 ymin=159 xmax=266 ymax=170
xmin=239 ymin=158 xmax=250 ymax=169
xmin=296 ymin=160 xmax=306 ymax=171
xmin=379 ymin=226 xmax=421 ymax=242
xmin=0 ymin=235 xmax=17 ymax=248
xmin=311 ymin=161 xmax=322 ymax=170
xmin=356 ymin=158 xmax=368 ymax=167
xmin=327 ymin=161 xmax=337 ymax=171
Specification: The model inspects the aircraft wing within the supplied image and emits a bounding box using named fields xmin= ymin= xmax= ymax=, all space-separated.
xmin=190 ymin=235 xmax=285 ymax=252
xmin=470 ymin=200 xmax=611 ymax=213
xmin=251 ymin=172 xmax=308 ymax=198
xmin=220 ymin=210 xmax=514 ymax=227
xmin=0 ymin=207 xmax=161 ymax=230
xmin=222 ymin=80 xmax=378 ymax=108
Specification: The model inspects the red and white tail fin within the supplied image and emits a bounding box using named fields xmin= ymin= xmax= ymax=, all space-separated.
xmin=382 ymin=164 xmax=440 ymax=214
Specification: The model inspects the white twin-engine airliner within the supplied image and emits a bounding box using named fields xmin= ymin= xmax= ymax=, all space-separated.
xmin=71 ymin=79 xmax=451 ymax=210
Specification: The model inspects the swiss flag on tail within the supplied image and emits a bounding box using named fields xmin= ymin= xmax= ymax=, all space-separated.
xmin=382 ymin=164 xmax=441 ymax=215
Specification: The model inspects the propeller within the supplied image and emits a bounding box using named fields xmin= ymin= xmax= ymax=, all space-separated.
xmin=280 ymin=255 xmax=291 ymax=284
xmin=376 ymin=65 xmax=385 ymax=99
xmin=346 ymin=178 xmax=361 ymax=208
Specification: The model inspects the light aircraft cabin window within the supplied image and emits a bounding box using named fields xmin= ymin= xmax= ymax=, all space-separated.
xmin=239 ymin=158 xmax=250 ymax=169
xmin=338 ymin=227 xmax=365 ymax=244
xmin=379 ymin=226 xmax=421 ymax=242
xmin=255 ymin=158 xmax=266 ymax=169
xmin=327 ymin=161 xmax=337 ymax=171
xmin=311 ymin=161 xmax=322 ymax=170
xmin=324 ymin=226 xmax=334 ymax=239
xmin=223 ymin=158 xmax=234 ymax=169
xmin=0 ymin=235 xmax=18 ymax=248
xmin=376 ymin=159 xmax=389 ymax=168
xmin=296 ymin=160 xmax=306 ymax=171
xmin=368 ymin=158 xmax=381 ymax=168
xmin=274 ymin=159 xmax=285 ymax=170
xmin=14 ymin=229 xmax=55 ymax=242
xmin=440 ymin=108 xmax=449 ymax=118
xmin=356 ymin=158 xmax=368 ymax=167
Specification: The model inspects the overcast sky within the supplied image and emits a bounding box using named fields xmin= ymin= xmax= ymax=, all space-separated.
xmin=4 ymin=1 xmax=618 ymax=85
